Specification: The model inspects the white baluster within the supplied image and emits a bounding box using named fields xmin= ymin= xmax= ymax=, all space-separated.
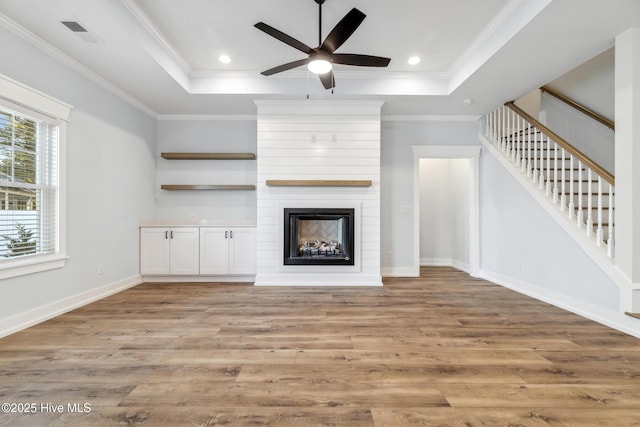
xmin=539 ymin=134 xmax=546 ymax=191
xmin=559 ymin=148 xmax=566 ymax=210
xmin=586 ymin=170 xmax=593 ymax=237
xmin=607 ymin=183 xmax=614 ymax=258
xmin=552 ymin=143 xmax=559 ymax=203
xmin=520 ymin=116 xmax=525 ymax=170
xmin=577 ymin=161 xmax=584 ymax=228
xmin=501 ymin=107 xmax=506 ymax=152
xmin=526 ymin=120 xmax=532 ymax=178
xmin=596 ymin=177 xmax=603 ymax=247
xmin=568 ymin=156 xmax=575 ymax=219
xmin=510 ymin=110 xmax=516 ymax=162
xmin=500 ymin=107 xmax=505 ymax=151
xmin=545 ymin=138 xmax=552 ymax=196
xmin=532 ymin=127 xmax=539 ymax=184
xmin=515 ymin=115 xmax=521 ymax=168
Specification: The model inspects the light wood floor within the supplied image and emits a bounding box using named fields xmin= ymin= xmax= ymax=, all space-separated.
xmin=1 ymin=267 xmax=640 ymax=426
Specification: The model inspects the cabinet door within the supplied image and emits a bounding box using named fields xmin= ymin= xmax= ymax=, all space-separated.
xmin=228 ymin=227 xmax=256 ymax=275
xmin=140 ymin=228 xmax=171 ymax=275
xmin=169 ymin=228 xmax=200 ymax=275
xmin=199 ymin=227 xmax=230 ymax=274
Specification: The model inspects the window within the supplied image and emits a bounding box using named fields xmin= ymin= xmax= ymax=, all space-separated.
xmin=0 ymin=74 xmax=70 ymax=278
xmin=0 ymin=109 xmax=57 ymax=258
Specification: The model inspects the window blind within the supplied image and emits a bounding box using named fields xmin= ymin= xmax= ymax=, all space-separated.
xmin=0 ymin=108 xmax=58 ymax=259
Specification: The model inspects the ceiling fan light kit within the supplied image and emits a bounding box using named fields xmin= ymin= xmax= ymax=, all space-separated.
xmin=254 ymin=0 xmax=390 ymax=89
xmin=307 ymin=51 xmax=332 ymax=74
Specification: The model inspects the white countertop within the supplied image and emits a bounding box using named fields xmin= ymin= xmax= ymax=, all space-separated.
xmin=140 ymin=219 xmax=256 ymax=227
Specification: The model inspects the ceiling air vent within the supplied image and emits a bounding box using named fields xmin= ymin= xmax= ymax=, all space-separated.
xmin=61 ymin=21 xmax=87 ymax=32
xmin=60 ymin=20 xmax=99 ymax=43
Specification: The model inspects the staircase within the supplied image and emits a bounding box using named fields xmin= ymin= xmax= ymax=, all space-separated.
xmin=484 ymin=102 xmax=615 ymax=259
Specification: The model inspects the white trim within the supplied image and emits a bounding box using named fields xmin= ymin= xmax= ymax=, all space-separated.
xmin=0 ymin=75 xmax=70 ymax=278
xmin=142 ymin=275 xmax=254 ymax=283
xmin=381 ymin=267 xmax=420 ymax=278
xmin=0 ymin=275 xmax=142 ymax=338
xmin=0 ymin=73 xmax=71 ymax=120
xmin=0 ymin=13 xmax=157 ymax=118
xmin=411 ymin=145 xmax=482 ymax=278
xmin=382 ymin=115 xmax=481 ymax=122
xmin=479 ymin=269 xmax=640 ymax=339
xmin=0 ymin=255 xmax=68 ymax=280
xmin=421 ymin=258 xmax=471 ymax=274
xmin=157 ymin=114 xmax=257 ymax=121
xmin=479 ymin=134 xmax=631 ymax=293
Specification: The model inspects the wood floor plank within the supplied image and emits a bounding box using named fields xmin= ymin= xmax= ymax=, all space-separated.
xmin=0 ymin=266 xmax=638 ymax=426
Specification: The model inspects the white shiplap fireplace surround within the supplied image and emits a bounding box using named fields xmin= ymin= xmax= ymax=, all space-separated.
xmin=255 ymin=100 xmax=382 ymax=286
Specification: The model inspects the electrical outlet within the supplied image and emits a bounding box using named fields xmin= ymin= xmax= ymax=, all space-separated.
xmin=387 ymin=250 xmax=393 ymax=259
xmin=98 ymin=262 xmax=104 ymax=275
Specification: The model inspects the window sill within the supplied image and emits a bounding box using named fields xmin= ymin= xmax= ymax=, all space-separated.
xmin=0 ymin=254 xmax=68 ymax=280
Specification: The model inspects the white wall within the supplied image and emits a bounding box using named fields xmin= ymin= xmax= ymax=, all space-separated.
xmin=419 ymin=158 xmax=470 ymax=271
xmin=255 ymin=101 xmax=382 ymax=286
xmin=479 ymin=148 xmax=622 ymax=312
xmin=380 ymin=119 xmax=481 ymax=276
xmin=0 ymin=26 xmax=156 ymax=335
xmin=155 ymin=118 xmax=257 ymax=224
xmin=541 ymin=48 xmax=615 ymax=174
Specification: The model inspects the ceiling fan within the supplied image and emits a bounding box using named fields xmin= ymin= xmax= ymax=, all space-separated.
xmin=254 ymin=0 xmax=391 ymax=90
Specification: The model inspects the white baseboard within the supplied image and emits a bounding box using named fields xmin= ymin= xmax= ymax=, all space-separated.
xmin=479 ymin=269 xmax=640 ymax=339
xmin=142 ymin=275 xmax=255 ymax=283
xmin=421 ymin=258 xmax=471 ymax=274
xmin=0 ymin=275 xmax=142 ymax=338
xmin=381 ymin=266 xmax=419 ymax=278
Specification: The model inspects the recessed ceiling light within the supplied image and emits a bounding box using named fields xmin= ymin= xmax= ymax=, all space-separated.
xmin=218 ymin=55 xmax=231 ymax=64
xmin=408 ymin=56 xmax=421 ymax=65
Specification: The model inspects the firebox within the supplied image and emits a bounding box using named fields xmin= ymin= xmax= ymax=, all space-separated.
xmin=284 ymin=208 xmax=355 ymax=266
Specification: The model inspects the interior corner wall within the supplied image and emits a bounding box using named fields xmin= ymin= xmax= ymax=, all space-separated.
xmin=0 ymin=26 xmax=157 ymax=335
xmin=380 ymin=119 xmax=480 ymax=276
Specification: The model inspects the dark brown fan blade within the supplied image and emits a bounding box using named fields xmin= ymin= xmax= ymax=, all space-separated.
xmin=260 ymin=58 xmax=309 ymax=76
xmin=332 ymin=53 xmax=391 ymax=67
xmin=319 ymin=70 xmax=335 ymax=90
xmin=320 ymin=8 xmax=366 ymax=53
xmin=254 ymin=22 xmax=313 ymax=54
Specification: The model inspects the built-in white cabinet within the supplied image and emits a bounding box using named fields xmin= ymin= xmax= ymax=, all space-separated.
xmin=200 ymin=227 xmax=256 ymax=275
xmin=140 ymin=227 xmax=199 ymax=275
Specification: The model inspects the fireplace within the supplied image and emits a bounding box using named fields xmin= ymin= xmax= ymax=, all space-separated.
xmin=284 ymin=208 xmax=355 ymax=266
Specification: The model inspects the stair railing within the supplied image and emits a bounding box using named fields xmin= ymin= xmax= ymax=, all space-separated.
xmin=485 ymin=102 xmax=615 ymax=258
xmin=540 ymin=86 xmax=615 ymax=131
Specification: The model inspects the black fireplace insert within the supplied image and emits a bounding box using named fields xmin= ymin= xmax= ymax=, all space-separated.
xmin=284 ymin=208 xmax=355 ymax=266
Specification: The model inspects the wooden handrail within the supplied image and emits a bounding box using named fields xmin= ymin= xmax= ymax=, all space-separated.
xmin=505 ymin=101 xmax=615 ymax=185
xmin=540 ymin=86 xmax=615 ymax=131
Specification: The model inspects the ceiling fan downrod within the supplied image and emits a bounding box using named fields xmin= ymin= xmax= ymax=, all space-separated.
xmin=315 ymin=0 xmax=326 ymax=47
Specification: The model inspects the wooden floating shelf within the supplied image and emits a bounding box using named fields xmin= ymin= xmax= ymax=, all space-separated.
xmin=161 ymin=185 xmax=256 ymax=191
xmin=161 ymin=152 xmax=256 ymax=160
xmin=265 ymin=180 xmax=372 ymax=187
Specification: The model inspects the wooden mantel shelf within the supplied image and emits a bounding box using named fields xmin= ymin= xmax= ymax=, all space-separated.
xmin=265 ymin=180 xmax=372 ymax=187
xmin=161 ymin=152 xmax=256 ymax=160
xmin=161 ymin=185 xmax=256 ymax=191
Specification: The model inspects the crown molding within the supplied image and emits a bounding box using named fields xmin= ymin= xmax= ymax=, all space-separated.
xmin=0 ymin=12 xmax=157 ymax=118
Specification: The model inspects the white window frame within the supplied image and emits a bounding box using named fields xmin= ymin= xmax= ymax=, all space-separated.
xmin=0 ymin=74 xmax=71 ymax=279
